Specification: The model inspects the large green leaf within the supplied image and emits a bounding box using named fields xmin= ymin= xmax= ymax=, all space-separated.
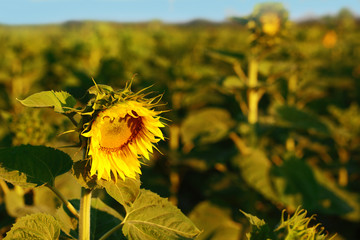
xmin=276 ymin=105 xmax=329 ymax=134
xmin=181 ymin=108 xmax=235 ymax=146
xmin=313 ymin=167 xmax=360 ymax=221
xmin=4 ymin=213 xmax=60 ymax=240
xmin=271 ymin=156 xmax=319 ymax=210
xmin=0 ymin=145 xmax=73 ymax=187
xmin=59 ymin=198 xmax=125 ymax=240
xmin=18 ymin=90 xmax=77 ymax=113
xmin=189 ymin=201 xmax=243 ymax=240
xmin=234 ymin=150 xmax=279 ymax=203
xmin=0 ymin=166 xmax=36 ymax=188
xmin=122 ymin=189 xmax=201 ymax=240
xmin=272 ymin=156 xmax=360 ymax=220
xmin=98 ymin=177 xmax=140 ymax=209
xmin=90 ymin=198 xmax=125 ymax=240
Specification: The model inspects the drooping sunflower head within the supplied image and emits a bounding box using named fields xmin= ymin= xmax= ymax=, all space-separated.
xmin=81 ymin=83 xmax=165 ymax=181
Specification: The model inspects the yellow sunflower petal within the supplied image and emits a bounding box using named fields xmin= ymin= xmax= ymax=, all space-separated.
xmin=85 ymin=100 xmax=164 ymax=181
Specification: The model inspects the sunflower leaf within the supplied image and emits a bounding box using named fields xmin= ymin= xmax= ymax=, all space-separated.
xmin=271 ymin=156 xmax=360 ymax=221
xmin=275 ymin=105 xmax=329 ymax=135
xmin=4 ymin=213 xmax=60 ymax=240
xmin=60 ymin=199 xmax=125 ymax=240
xmin=17 ymin=90 xmax=77 ymax=113
xmin=0 ymin=145 xmax=73 ymax=187
xmin=234 ymin=151 xmax=279 ymax=203
xmin=122 ymin=189 xmax=201 ymax=240
xmin=98 ymin=177 xmax=141 ymax=209
xmin=189 ymin=201 xmax=243 ymax=240
xmin=72 ymin=160 xmax=100 ymax=190
xmin=181 ymin=108 xmax=235 ymax=146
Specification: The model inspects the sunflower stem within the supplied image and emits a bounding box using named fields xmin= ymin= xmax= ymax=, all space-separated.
xmin=248 ymin=57 xmax=259 ymax=124
xmin=79 ymin=187 xmax=92 ymax=240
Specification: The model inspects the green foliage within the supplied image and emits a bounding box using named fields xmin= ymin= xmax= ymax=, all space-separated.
xmin=312 ymin=167 xmax=360 ymax=221
xmin=10 ymin=108 xmax=54 ymax=146
xmin=241 ymin=211 xmax=274 ymax=240
xmin=17 ymin=90 xmax=77 ymax=113
xmin=63 ymin=198 xmax=125 ymax=240
xmin=276 ymin=105 xmax=329 ymax=135
xmin=234 ymin=150 xmax=279 ymax=203
xmin=0 ymin=145 xmax=73 ymax=186
xmin=242 ymin=208 xmax=334 ymax=240
xmin=72 ymin=160 xmax=99 ymax=190
xmin=122 ymin=189 xmax=201 ymax=240
xmin=0 ymin=166 xmax=37 ymax=188
xmin=181 ymin=108 xmax=235 ymax=146
xmin=236 ymin=151 xmax=360 ymax=221
xmin=98 ymin=177 xmax=140 ymax=208
xmin=273 ymin=156 xmax=359 ymax=220
xmin=4 ymin=213 xmax=60 ymax=240
xmin=189 ymin=201 xmax=243 ymax=240
xmin=275 ymin=208 xmax=333 ymax=240
xmin=0 ymin=6 xmax=360 ymax=239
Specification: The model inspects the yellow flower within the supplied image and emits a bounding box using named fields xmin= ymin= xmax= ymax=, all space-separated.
xmin=83 ymin=100 xmax=165 ymax=181
xmin=260 ymin=12 xmax=281 ymax=36
xmin=322 ymin=30 xmax=337 ymax=48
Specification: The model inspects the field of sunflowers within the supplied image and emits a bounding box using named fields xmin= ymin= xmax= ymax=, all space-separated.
xmin=0 ymin=3 xmax=359 ymax=240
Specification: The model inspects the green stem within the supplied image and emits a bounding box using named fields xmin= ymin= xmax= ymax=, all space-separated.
xmin=79 ymin=187 xmax=92 ymax=240
xmin=46 ymin=184 xmax=79 ymax=219
xmin=99 ymin=223 xmax=124 ymax=240
xmin=64 ymin=112 xmax=78 ymax=127
xmin=248 ymin=57 xmax=259 ymax=124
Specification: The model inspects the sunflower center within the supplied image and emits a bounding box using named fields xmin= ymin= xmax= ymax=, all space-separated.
xmin=99 ymin=113 xmax=142 ymax=151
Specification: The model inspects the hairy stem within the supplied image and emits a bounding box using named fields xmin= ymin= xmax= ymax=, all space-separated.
xmin=46 ymin=184 xmax=79 ymax=219
xmin=79 ymin=187 xmax=92 ymax=240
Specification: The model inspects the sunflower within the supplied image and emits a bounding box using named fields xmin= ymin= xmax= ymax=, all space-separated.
xmin=260 ymin=12 xmax=281 ymax=36
xmin=83 ymin=100 xmax=165 ymax=181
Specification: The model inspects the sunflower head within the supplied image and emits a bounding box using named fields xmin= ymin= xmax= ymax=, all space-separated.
xmin=260 ymin=12 xmax=281 ymax=36
xmin=81 ymin=82 xmax=165 ymax=182
xmin=244 ymin=2 xmax=289 ymax=49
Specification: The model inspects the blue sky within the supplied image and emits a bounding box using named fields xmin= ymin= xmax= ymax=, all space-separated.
xmin=0 ymin=0 xmax=359 ymax=25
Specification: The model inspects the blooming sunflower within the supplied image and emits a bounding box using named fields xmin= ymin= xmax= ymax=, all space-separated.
xmin=83 ymin=98 xmax=165 ymax=181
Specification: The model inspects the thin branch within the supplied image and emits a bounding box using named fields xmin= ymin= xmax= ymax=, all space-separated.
xmin=64 ymin=112 xmax=79 ymax=127
xmin=229 ymin=132 xmax=251 ymax=155
xmin=46 ymin=183 xmax=80 ymax=219
xmin=233 ymin=61 xmax=248 ymax=82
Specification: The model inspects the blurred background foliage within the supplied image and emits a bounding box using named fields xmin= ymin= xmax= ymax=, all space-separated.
xmin=0 ymin=3 xmax=360 ymax=239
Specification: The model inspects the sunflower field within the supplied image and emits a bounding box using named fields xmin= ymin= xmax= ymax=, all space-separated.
xmin=0 ymin=3 xmax=360 ymax=240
